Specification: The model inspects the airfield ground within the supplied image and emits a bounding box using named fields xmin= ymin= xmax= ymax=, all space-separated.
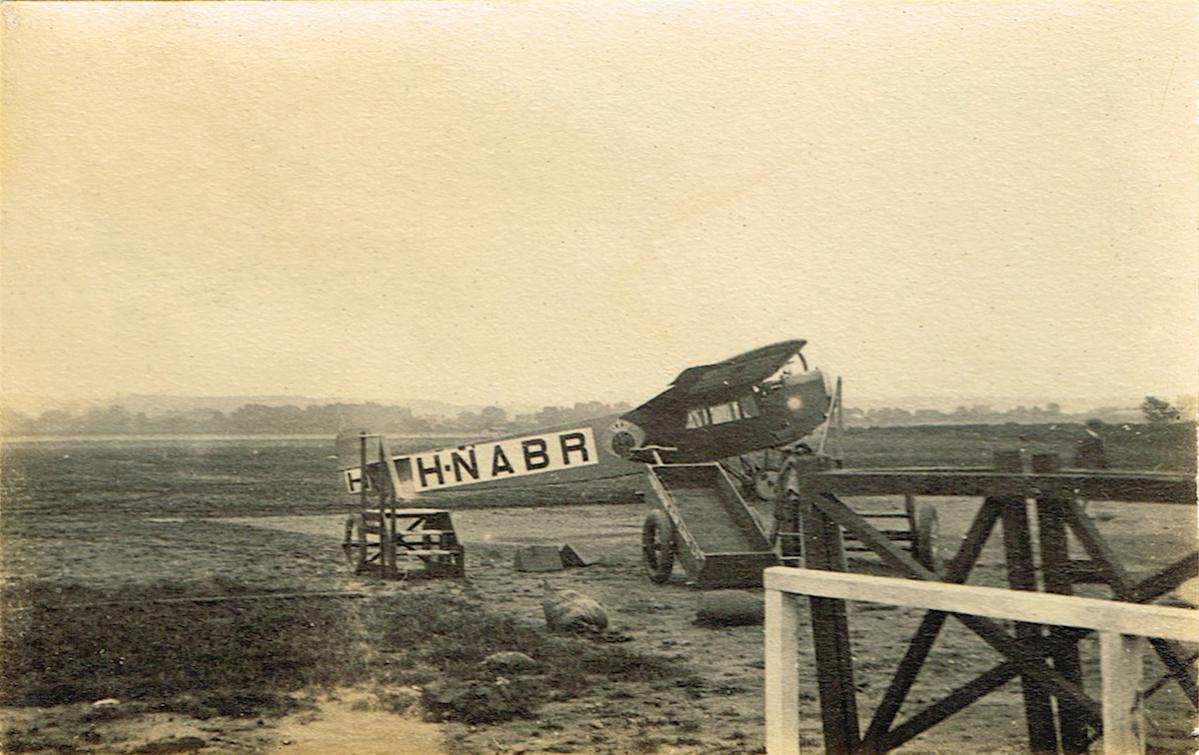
xmin=1 ymin=425 xmax=1195 ymax=754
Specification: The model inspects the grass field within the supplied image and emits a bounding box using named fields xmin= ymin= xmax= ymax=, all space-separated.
xmin=4 ymin=421 xmax=1188 ymax=518
xmin=1 ymin=423 xmax=1195 ymax=753
xmin=836 ymin=422 xmax=1195 ymax=471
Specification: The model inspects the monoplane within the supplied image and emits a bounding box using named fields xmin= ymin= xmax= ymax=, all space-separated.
xmin=337 ymin=339 xmax=835 ymax=498
xmin=336 ymin=339 xmax=856 ymax=586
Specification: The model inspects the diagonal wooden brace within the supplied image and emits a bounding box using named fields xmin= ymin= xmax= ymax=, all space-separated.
xmin=873 ymin=659 xmax=1022 ymax=752
xmin=863 ymin=499 xmax=1004 ymax=748
xmin=806 ymin=491 xmax=1103 ymax=727
xmin=1063 ymin=503 xmax=1199 ymax=707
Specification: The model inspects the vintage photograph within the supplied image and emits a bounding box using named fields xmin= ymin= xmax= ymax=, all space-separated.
xmin=2 ymin=2 xmax=1196 ymax=753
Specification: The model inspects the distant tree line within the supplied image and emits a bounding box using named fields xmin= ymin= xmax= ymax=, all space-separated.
xmin=844 ymin=396 xmax=1192 ymax=428
xmin=0 ymin=400 xmax=633 ymax=437
xmin=846 ymin=402 xmax=1079 ymax=427
xmin=0 ymin=396 xmax=1188 ymax=437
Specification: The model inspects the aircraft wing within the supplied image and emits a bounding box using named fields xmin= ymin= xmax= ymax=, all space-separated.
xmin=624 ymin=339 xmax=807 ymax=424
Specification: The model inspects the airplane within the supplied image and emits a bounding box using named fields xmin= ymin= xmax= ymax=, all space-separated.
xmin=336 ymin=339 xmax=837 ymax=500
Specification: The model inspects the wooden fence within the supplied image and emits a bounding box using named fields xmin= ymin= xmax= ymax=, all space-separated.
xmin=764 ymin=567 xmax=1199 ymax=754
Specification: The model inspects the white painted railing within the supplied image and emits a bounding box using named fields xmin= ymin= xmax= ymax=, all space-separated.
xmin=763 ymin=567 xmax=1199 ymax=755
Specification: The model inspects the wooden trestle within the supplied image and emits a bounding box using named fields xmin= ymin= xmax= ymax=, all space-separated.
xmin=779 ymin=452 xmax=1197 ymax=754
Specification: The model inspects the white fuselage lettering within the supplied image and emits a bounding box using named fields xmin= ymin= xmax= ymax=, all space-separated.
xmin=403 ymin=427 xmax=598 ymax=493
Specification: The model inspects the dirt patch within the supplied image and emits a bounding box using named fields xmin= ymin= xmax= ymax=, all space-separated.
xmin=0 ymin=703 xmax=275 ymax=753
xmin=273 ymin=690 xmax=446 ymax=754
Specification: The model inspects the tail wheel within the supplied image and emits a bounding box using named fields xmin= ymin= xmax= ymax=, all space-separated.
xmin=642 ymin=510 xmax=676 ymax=584
xmin=912 ymin=504 xmax=943 ymax=574
xmin=342 ymin=514 xmax=368 ymax=572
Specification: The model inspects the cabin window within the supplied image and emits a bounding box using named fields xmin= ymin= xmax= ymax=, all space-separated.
xmin=688 ymin=396 xmax=760 ymax=429
xmin=709 ymin=401 xmax=740 ymax=424
xmin=739 ymin=394 xmax=760 ymax=418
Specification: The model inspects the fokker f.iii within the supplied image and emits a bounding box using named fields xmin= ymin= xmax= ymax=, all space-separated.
xmin=337 ymin=340 xmax=936 ymax=587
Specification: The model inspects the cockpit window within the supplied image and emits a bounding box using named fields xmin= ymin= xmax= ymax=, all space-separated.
xmin=687 ymin=394 xmax=761 ymax=429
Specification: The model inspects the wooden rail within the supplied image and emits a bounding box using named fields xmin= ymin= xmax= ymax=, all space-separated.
xmin=801 ymin=467 xmax=1195 ymax=504
xmin=771 ymin=458 xmax=1196 ymax=753
xmin=764 ymin=567 xmax=1199 ymax=755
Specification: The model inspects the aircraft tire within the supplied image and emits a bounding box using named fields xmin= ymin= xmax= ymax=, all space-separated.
xmin=642 ymin=510 xmax=676 ymax=584
xmin=912 ymin=504 xmax=943 ymax=574
xmin=342 ymin=514 xmax=368 ymax=573
xmin=752 ymin=469 xmax=782 ymax=503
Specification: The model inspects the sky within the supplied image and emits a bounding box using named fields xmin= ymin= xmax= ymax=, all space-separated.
xmin=2 ymin=1 xmax=1196 ymax=411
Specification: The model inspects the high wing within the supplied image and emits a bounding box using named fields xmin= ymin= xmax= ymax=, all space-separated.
xmin=664 ymin=340 xmax=808 ymax=398
xmin=622 ymin=340 xmax=807 ymax=429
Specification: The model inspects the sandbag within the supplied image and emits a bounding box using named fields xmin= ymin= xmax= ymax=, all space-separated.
xmin=694 ymin=590 xmax=764 ymax=627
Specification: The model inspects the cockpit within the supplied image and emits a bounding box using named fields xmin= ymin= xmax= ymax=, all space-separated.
xmin=759 ymin=351 xmax=810 ymax=391
xmin=683 ymin=349 xmax=826 ymax=431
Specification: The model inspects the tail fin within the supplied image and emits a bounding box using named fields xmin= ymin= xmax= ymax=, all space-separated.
xmin=335 ymin=429 xmax=382 ymax=470
xmin=335 ymin=429 xmax=383 ymax=493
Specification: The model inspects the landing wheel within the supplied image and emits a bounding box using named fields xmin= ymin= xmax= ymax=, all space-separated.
xmin=752 ymin=468 xmax=782 ymax=502
xmin=642 ymin=510 xmax=676 ymax=583
xmin=912 ymin=504 xmax=943 ymax=574
xmin=734 ymin=449 xmax=788 ymax=503
xmin=342 ymin=514 xmax=368 ymax=573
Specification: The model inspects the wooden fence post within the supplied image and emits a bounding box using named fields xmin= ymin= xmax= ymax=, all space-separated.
xmin=1032 ymin=451 xmax=1089 ymax=753
xmin=1000 ymin=494 xmax=1060 ymax=753
xmin=802 ymin=489 xmax=860 ymax=754
xmin=1100 ymin=632 xmax=1146 ymax=755
xmin=765 ymin=588 xmax=803 ymax=755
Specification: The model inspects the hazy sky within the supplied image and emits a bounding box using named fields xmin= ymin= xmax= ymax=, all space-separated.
xmin=3 ymin=2 xmax=1196 ymax=409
